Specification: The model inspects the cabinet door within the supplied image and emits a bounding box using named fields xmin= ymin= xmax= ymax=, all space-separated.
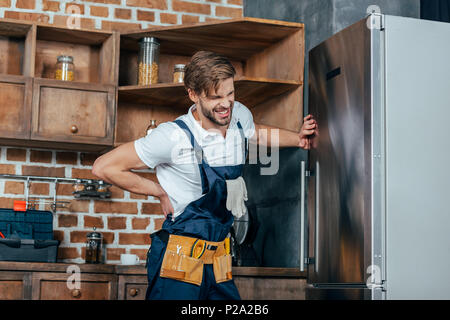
xmin=0 ymin=75 xmax=32 ymax=140
xmin=31 ymin=78 xmax=115 ymax=146
xmin=117 ymin=275 xmax=147 ymax=300
xmin=0 ymin=271 xmax=32 ymax=300
xmin=31 ymin=272 xmax=117 ymax=300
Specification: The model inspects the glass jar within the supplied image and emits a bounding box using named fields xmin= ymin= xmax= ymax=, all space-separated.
xmin=173 ymin=64 xmax=185 ymax=83
xmin=73 ymin=179 xmax=84 ymax=192
xmin=138 ymin=37 xmax=160 ymax=85
xmin=55 ymin=55 xmax=74 ymax=81
xmin=85 ymin=227 xmax=102 ymax=264
xmin=146 ymin=119 xmax=157 ymax=136
xmin=97 ymin=180 xmax=108 ymax=193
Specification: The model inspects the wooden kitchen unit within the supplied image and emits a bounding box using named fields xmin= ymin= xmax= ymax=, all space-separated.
xmin=116 ymin=17 xmax=304 ymax=145
xmin=0 ymin=262 xmax=306 ymax=300
xmin=0 ymin=17 xmax=305 ymax=150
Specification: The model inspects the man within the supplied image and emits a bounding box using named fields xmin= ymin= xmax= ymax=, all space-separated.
xmin=92 ymin=51 xmax=317 ymax=300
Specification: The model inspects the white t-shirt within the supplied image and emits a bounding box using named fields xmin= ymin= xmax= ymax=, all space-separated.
xmin=134 ymin=101 xmax=255 ymax=218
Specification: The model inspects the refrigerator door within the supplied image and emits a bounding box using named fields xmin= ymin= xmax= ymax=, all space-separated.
xmin=383 ymin=16 xmax=450 ymax=299
xmin=307 ymin=17 xmax=373 ymax=285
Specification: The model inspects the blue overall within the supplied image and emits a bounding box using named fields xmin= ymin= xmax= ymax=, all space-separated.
xmin=145 ymin=119 xmax=246 ymax=300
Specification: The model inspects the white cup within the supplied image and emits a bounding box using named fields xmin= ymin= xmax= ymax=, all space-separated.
xmin=120 ymin=254 xmax=140 ymax=265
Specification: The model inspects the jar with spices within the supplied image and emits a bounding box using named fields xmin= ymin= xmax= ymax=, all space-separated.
xmin=173 ymin=64 xmax=185 ymax=83
xmin=55 ymin=55 xmax=74 ymax=81
xmin=138 ymin=37 xmax=160 ymax=85
xmin=73 ymin=179 xmax=84 ymax=192
xmin=97 ymin=180 xmax=108 ymax=193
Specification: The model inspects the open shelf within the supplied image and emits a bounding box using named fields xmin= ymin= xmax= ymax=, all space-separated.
xmin=118 ymin=77 xmax=302 ymax=108
xmin=34 ymin=24 xmax=118 ymax=85
xmin=0 ymin=19 xmax=34 ymax=77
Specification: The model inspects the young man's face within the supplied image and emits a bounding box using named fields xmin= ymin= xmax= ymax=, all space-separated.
xmin=191 ymin=77 xmax=235 ymax=127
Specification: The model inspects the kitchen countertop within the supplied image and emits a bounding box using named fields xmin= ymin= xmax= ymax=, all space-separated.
xmin=0 ymin=261 xmax=306 ymax=278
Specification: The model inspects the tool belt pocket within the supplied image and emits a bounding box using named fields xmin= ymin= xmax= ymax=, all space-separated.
xmin=213 ymin=254 xmax=233 ymax=283
xmin=160 ymin=250 xmax=204 ymax=286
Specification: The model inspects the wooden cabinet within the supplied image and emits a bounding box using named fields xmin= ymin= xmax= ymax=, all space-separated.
xmin=118 ymin=275 xmax=148 ymax=300
xmin=0 ymin=17 xmax=303 ymax=151
xmin=0 ymin=271 xmax=31 ymax=300
xmin=0 ymin=19 xmax=118 ymax=151
xmin=31 ymin=272 xmax=117 ymax=300
xmin=31 ymin=79 xmax=115 ymax=146
xmin=116 ymin=17 xmax=304 ymax=145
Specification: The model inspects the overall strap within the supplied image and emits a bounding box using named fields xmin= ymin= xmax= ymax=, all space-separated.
xmin=173 ymin=119 xmax=205 ymax=165
xmin=236 ymin=121 xmax=248 ymax=160
xmin=173 ymin=119 xmax=209 ymax=194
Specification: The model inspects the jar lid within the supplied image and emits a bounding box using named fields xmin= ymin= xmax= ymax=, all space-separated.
xmin=57 ymin=55 xmax=74 ymax=63
xmin=87 ymin=227 xmax=102 ymax=240
xmin=174 ymin=64 xmax=185 ymax=70
xmin=140 ymin=37 xmax=160 ymax=45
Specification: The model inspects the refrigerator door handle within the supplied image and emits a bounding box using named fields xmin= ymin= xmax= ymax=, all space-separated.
xmin=314 ymin=161 xmax=320 ymax=273
xmin=300 ymin=161 xmax=307 ymax=271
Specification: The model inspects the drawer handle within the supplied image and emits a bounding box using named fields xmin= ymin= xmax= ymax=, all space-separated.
xmin=70 ymin=125 xmax=78 ymax=134
xmin=129 ymin=288 xmax=139 ymax=297
xmin=72 ymin=289 xmax=81 ymax=298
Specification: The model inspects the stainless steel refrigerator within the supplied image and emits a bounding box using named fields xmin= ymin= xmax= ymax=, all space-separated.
xmin=302 ymin=14 xmax=450 ymax=300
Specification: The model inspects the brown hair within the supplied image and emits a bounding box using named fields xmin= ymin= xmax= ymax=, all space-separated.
xmin=184 ymin=51 xmax=236 ymax=96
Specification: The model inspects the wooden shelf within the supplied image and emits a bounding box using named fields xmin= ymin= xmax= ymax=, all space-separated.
xmin=121 ymin=17 xmax=304 ymax=61
xmin=118 ymin=77 xmax=301 ymax=108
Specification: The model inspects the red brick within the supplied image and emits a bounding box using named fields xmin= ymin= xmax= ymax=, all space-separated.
xmin=160 ymin=12 xmax=178 ymax=24
xmin=0 ymin=0 xmax=11 ymax=8
xmin=72 ymin=168 xmax=99 ymax=179
xmin=115 ymin=8 xmax=131 ymax=20
xmin=56 ymin=183 xmax=74 ymax=196
xmin=119 ymin=233 xmax=150 ymax=245
xmin=58 ymin=247 xmax=80 ymax=260
xmin=87 ymin=0 xmax=121 ymax=4
xmin=141 ymin=202 xmax=162 ymax=215
xmin=0 ymin=164 xmax=15 ymax=174
xmin=126 ymin=0 xmax=167 ymax=10
xmin=227 ymin=0 xmax=242 ymax=5
xmin=215 ymin=5 xmax=243 ymax=18
xmin=172 ymin=0 xmax=210 ymax=14
xmin=90 ymin=5 xmax=109 ymax=17
xmin=4 ymin=181 xmax=24 ymax=194
xmin=84 ymin=215 xmax=104 ymax=228
xmin=110 ymin=186 xmax=124 ymax=199
xmin=4 ymin=11 xmax=50 ymax=23
xmin=16 ymin=0 xmax=35 ymax=9
xmin=42 ymin=0 xmax=60 ymax=12
xmin=58 ymin=214 xmax=78 ymax=227
xmin=65 ymin=2 xmax=85 ymax=15
xmin=57 ymin=200 xmax=90 ymax=213
xmin=22 ymin=165 xmax=65 ymax=177
xmin=94 ymin=201 xmax=138 ymax=214
xmin=137 ymin=10 xmax=155 ymax=22
xmin=30 ymin=150 xmax=52 ymax=163
xmin=30 ymin=182 xmax=50 ymax=195
xmin=130 ymin=248 xmax=148 ymax=261
xmin=154 ymin=218 xmax=165 ymax=230
xmin=0 ymin=198 xmax=15 ymax=209
xmin=182 ymin=14 xmax=200 ymax=24
xmin=106 ymin=248 xmax=126 ymax=261
xmin=102 ymin=20 xmax=141 ymax=31
xmin=6 ymin=148 xmax=26 ymax=161
xmin=107 ymin=216 xmax=127 ymax=230
xmin=132 ymin=217 xmax=150 ymax=230
xmin=80 ymin=152 xmax=102 ymax=166
xmin=56 ymin=152 xmax=78 ymax=165
xmin=53 ymin=15 xmax=96 ymax=30
xmin=53 ymin=230 xmax=65 ymax=242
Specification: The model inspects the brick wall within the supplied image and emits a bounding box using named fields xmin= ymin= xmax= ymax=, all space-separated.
xmin=0 ymin=0 xmax=243 ymax=30
xmin=0 ymin=0 xmax=243 ymax=264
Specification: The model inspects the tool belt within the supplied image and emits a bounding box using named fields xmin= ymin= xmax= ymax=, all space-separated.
xmin=158 ymin=232 xmax=232 ymax=286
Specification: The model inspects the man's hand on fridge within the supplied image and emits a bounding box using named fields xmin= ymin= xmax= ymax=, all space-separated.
xmin=299 ymin=114 xmax=317 ymax=150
